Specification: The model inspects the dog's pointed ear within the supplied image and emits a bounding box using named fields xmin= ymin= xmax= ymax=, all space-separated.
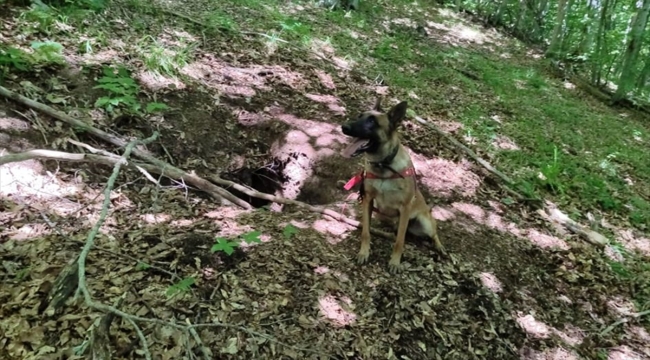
xmin=373 ymin=97 xmax=383 ymax=112
xmin=387 ymin=101 xmax=408 ymax=128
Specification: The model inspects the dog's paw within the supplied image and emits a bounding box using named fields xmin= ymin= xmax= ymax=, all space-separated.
xmin=388 ymin=259 xmax=402 ymax=273
xmin=357 ymin=250 xmax=369 ymax=264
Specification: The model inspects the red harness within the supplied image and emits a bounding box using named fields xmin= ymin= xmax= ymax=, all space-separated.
xmin=343 ymin=167 xmax=417 ymax=214
xmin=343 ymin=167 xmax=416 ymax=190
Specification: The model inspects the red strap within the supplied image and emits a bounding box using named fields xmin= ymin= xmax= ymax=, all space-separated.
xmin=343 ymin=173 xmax=364 ymax=190
xmin=343 ymin=167 xmax=416 ymax=191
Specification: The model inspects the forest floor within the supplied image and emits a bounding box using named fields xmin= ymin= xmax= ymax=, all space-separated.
xmin=1 ymin=0 xmax=649 ymax=359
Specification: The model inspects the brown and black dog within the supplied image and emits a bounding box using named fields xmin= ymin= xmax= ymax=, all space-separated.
xmin=341 ymin=98 xmax=445 ymax=273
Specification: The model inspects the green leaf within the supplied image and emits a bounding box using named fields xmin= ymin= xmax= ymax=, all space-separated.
xmin=166 ymin=276 xmax=195 ymax=297
xmin=282 ymin=224 xmax=298 ymax=239
xmin=211 ymin=238 xmax=239 ymax=255
xmin=135 ymin=262 xmax=150 ymax=271
xmin=241 ymin=230 xmax=262 ymax=244
xmin=146 ymin=102 xmax=169 ymax=113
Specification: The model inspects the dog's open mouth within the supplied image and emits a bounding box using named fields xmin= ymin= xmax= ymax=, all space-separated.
xmin=342 ymin=138 xmax=371 ymax=158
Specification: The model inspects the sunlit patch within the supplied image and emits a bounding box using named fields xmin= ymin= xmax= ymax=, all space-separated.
xmin=606 ymin=296 xmax=637 ymax=317
xmin=204 ymin=206 xmax=250 ymax=220
xmin=487 ymin=200 xmax=504 ymax=213
xmin=391 ymin=18 xmax=417 ymax=28
xmin=615 ymin=228 xmax=650 ymax=256
xmin=310 ymin=38 xmax=336 ymax=58
xmin=524 ymin=229 xmax=569 ymax=250
xmin=449 ymin=24 xmax=488 ymax=44
xmin=80 ymin=49 xmax=120 ymax=65
xmin=553 ymin=325 xmax=584 ymax=346
xmin=170 ymin=219 xmax=195 ymax=227
xmin=314 ymin=70 xmax=336 ymax=89
xmin=140 ymin=213 xmax=172 ymax=224
xmin=408 ymin=152 xmax=481 ymax=197
xmin=318 ymin=294 xmax=356 ymax=327
xmin=0 ymin=116 xmax=30 ymax=131
xmin=331 ymin=56 xmax=354 ymax=71
xmin=135 ymin=70 xmax=185 ymax=91
xmin=452 ymin=202 xmax=484 ymax=222
xmin=608 ymin=345 xmax=645 ymax=360
xmin=304 ymin=94 xmax=346 ymax=115
xmin=314 ymin=266 xmax=330 ymax=274
xmin=431 ymin=206 xmax=455 ymax=221
xmin=521 ymin=347 xmax=579 ymax=360
xmin=478 ymin=272 xmax=503 ymax=293
xmin=181 ymin=55 xmax=305 ymax=97
xmin=4 ymin=223 xmax=51 ymax=241
xmin=604 ymin=244 xmax=625 ymax=262
xmin=558 ymin=295 xmax=572 ymax=304
xmin=563 ymin=82 xmax=576 ymax=90
xmin=516 ymin=313 xmax=551 ymax=338
xmin=491 ymin=135 xmax=520 ymax=150
xmin=312 ymin=217 xmax=354 ymax=244
xmin=0 ymin=159 xmax=91 ymax=219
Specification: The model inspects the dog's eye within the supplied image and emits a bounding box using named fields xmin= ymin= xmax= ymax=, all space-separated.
xmin=367 ymin=116 xmax=377 ymax=124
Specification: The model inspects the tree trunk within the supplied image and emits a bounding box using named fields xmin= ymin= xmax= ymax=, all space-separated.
xmin=612 ymin=0 xmax=650 ymax=102
xmin=635 ymin=59 xmax=650 ymax=90
xmin=546 ymin=0 xmax=569 ymax=58
xmin=591 ymin=0 xmax=611 ymax=85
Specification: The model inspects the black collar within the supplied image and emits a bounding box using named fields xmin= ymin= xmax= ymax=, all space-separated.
xmin=369 ymin=146 xmax=402 ymax=177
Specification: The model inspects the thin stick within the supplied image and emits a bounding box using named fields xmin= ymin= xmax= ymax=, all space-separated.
xmin=0 ymin=85 xmax=250 ymax=209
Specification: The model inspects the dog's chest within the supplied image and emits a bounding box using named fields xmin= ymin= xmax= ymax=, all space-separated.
xmin=366 ymin=178 xmax=412 ymax=212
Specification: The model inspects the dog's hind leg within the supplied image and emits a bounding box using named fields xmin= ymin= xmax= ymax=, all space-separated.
xmin=410 ymin=211 xmax=446 ymax=254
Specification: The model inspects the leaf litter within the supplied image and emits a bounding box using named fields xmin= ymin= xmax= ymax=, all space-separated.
xmin=0 ymin=1 xmax=649 ymax=359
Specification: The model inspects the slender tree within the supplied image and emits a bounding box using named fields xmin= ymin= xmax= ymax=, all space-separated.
xmin=546 ymin=0 xmax=570 ymax=58
xmin=613 ymin=0 xmax=650 ymax=102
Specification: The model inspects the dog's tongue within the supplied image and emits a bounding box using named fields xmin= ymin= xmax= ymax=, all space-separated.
xmin=342 ymin=138 xmax=369 ymax=158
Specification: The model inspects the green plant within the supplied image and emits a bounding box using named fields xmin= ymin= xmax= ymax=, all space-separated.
xmin=0 ymin=46 xmax=32 ymax=76
xmin=137 ymin=36 xmax=194 ymax=76
xmin=93 ymin=65 xmax=169 ymax=114
xmin=538 ymin=145 xmax=565 ymax=195
xmin=94 ymin=66 xmax=142 ymax=113
xmin=211 ymin=230 xmax=263 ymax=255
xmin=166 ymin=276 xmax=195 ymax=297
xmin=30 ymin=41 xmax=65 ymax=65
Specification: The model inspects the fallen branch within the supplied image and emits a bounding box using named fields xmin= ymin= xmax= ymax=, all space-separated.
xmin=537 ymin=205 xmax=608 ymax=247
xmin=413 ymin=115 xmax=515 ymax=185
xmin=0 ymin=149 xmax=251 ymax=212
xmin=413 ymin=115 xmax=610 ymax=247
xmin=0 ymin=147 xmax=393 ymax=240
xmin=207 ymin=174 xmax=395 ymax=239
xmin=0 ymin=85 xmax=250 ymax=209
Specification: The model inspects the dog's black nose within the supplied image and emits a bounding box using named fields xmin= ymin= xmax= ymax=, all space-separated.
xmin=341 ymin=123 xmax=351 ymax=134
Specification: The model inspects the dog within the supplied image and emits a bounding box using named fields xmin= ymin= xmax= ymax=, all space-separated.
xmin=341 ymin=98 xmax=445 ymax=273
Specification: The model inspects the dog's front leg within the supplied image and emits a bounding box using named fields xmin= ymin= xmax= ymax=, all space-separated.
xmin=357 ymin=193 xmax=374 ymax=264
xmin=389 ymin=205 xmax=411 ymax=273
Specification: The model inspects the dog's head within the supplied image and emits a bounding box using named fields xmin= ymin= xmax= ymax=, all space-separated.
xmin=341 ymin=98 xmax=408 ymax=158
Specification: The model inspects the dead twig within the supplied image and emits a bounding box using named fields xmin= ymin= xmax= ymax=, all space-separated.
xmin=0 ymin=85 xmax=250 ymax=209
